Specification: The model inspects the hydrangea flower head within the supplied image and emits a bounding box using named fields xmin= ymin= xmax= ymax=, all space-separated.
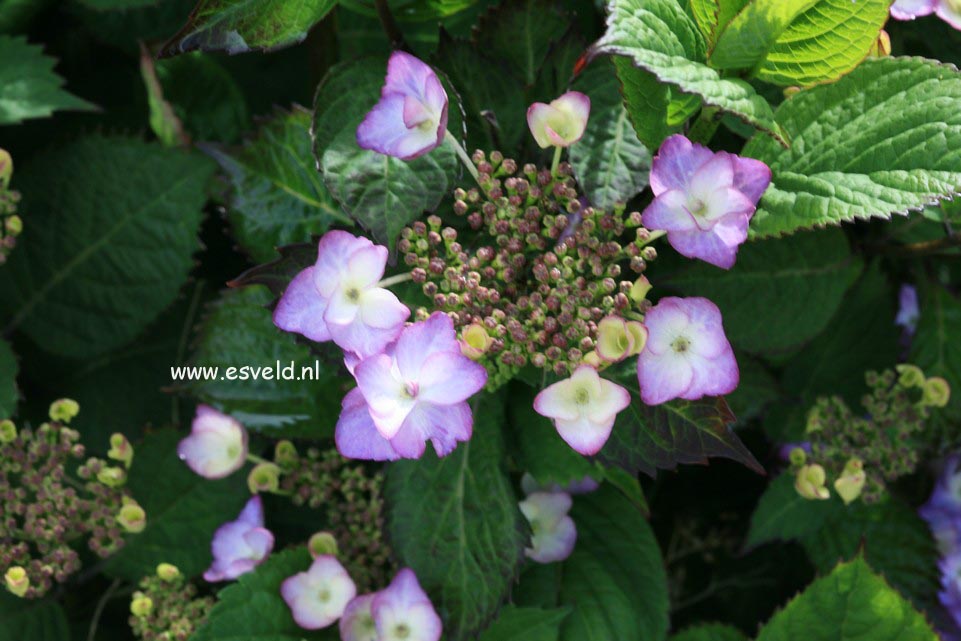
xmin=177 ymin=405 xmax=248 ymax=479
xmin=534 ymin=365 xmax=631 ymax=455
xmin=891 ymin=0 xmax=961 ymax=29
xmin=371 ymin=568 xmax=442 ymax=641
xmin=637 ymin=297 xmax=738 ymax=405
xmin=642 ymin=135 xmax=771 ymax=269
xmin=336 ymin=312 xmax=488 ymax=460
xmin=519 ymin=491 xmax=577 ymax=563
xmin=281 ymin=555 xmax=357 ymax=630
xmin=203 ymin=496 xmax=274 ymax=582
xmin=273 ymin=231 xmax=410 ymax=358
xmin=527 ymin=91 xmax=591 ymax=148
xmin=357 ymin=51 xmax=449 ymax=160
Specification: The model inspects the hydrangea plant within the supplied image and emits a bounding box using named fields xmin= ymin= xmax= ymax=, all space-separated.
xmin=1 ymin=1 xmax=961 ymax=641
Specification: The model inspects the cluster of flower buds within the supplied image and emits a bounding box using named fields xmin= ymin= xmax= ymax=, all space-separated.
xmin=792 ymin=365 xmax=950 ymax=503
xmin=277 ymin=443 xmax=394 ymax=592
xmin=1 ymin=400 xmax=145 ymax=598
xmin=0 ymin=148 xmax=23 ymax=265
xmin=129 ymin=563 xmax=214 ymax=641
xmin=400 ymin=154 xmax=655 ymax=387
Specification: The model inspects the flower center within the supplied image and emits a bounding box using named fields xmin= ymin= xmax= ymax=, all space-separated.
xmin=403 ymin=381 xmax=420 ymax=399
xmin=574 ymin=386 xmax=591 ymax=405
xmin=345 ymin=287 xmax=361 ymax=303
xmin=671 ymin=337 xmax=691 ymax=354
xmin=688 ymin=198 xmax=707 ymax=217
xmin=395 ymin=623 xmax=411 ymax=639
xmin=317 ymin=588 xmax=331 ymax=603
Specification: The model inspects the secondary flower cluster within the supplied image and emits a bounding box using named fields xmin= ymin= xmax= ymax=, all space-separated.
xmin=129 ymin=563 xmax=214 ymax=641
xmin=1 ymin=401 xmax=145 ymax=599
xmin=792 ymin=365 xmax=950 ymax=503
xmin=0 ymin=148 xmax=23 ymax=265
xmin=919 ymin=456 xmax=961 ymax=636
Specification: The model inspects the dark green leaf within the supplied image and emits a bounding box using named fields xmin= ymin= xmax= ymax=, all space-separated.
xmin=478 ymin=606 xmax=571 ymax=641
xmin=911 ymin=285 xmax=961 ymax=416
xmin=0 ymin=136 xmax=213 ymax=359
xmin=0 ymin=594 xmax=69 ymax=641
xmin=614 ymin=57 xmax=701 ymax=151
xmin=474 ymin=0 xmax=571 ymax=86
xmin=0 ymin=338 xmax=17 ymax=417
xmin=105 ymin=429 xmax=249 ymax=580
xmin=671 ymin=623 xmax=749 ymax=641
xmin=386 ymin=393 xmax=527 ymax=641
xmin=725 ymin=354 xmax=779 ymax=423
xmin=206 ymin=106 xmax=349 ymax=263
xmin=746 ymin=474 xmax=843 ymax=549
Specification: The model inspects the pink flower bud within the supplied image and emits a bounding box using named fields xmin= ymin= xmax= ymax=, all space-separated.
xmin=527 ymin=91 xmax=591 ymax=149
xmin=177 ymin=405 xmax=248 ymax=480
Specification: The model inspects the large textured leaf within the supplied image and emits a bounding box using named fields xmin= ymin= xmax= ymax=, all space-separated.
xmin=0 ymin=338 xmax=17 ymax=417
xmin=184 ymin=286 xmax=346 ymax=438
xmin=614 ymin=57 xmax=701 ymax=151
xmin=385 ymin=397 xmax=525 ymax=634
xmin=160 ymin=0 xmax=338 ymax=56
xmin=599 ymin=368 xmax=763 ymax=478
xmin=746 ymin=474 xmax=843 ymax=548
xmin=0 ymin=594 xmax=69 ymax=641
xmin=473 ymin=0 xmax=570 ymax=86
xmin=660 ymin=229 xmax=863 ymax=353
xmin=313 ymin=59 xmax=455 ymax=251
xmin=105 ymin=429 xmax=249 ymax=580
xmin=911 ymin=285 xmax=961 ymax=416
xmin=569 ymin=60 xmax=651 ymax=209
xmin=386 ymin=394 xmax=527 ymax=641
xmin=478 ymin=607 xmax=570 ymax=641
xmin=689 ymin=0 xmax=750 ymax=45
xmin=0 ymin=35 xmax=94 ymax=124
xmin=756 ymin=557 xmax=937 ymax=641
xmin=592 ymin=0 xmax=787 ymax=145
xmin=206 ymin=107 xmax=348 ymax=263
xmin=671 ymin=624 xmax=749 ymax=641
xmin=0 ymin=136 xmax=213 ymax=358
xmin=745 ymin=57 xmax=961 ymax=238
xmin=710 ymin=0 xmax=889 ymax=87
xmin=558 ymin=485 xmax=669 ymax=641
xmin=192 ymin=548 xmax=332 ymax=641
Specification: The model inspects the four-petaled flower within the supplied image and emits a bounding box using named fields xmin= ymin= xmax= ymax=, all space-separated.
xmin=527 ymin=91 xmax=591 ymax=148
xmin=336 ymin=312 xmax=488 ymax=460
xmin=357 ymin=51 xmax=449 ymax=160
xmin=533 ymin=365 xmax=631 ymax=455
xmin=636 ymin=297 xmax=738 ymax=405
xmin=891 ymin=0 xmax=961 ymax=30
xmin=372 ymin=569 xmax=443 ymax=641
xmin=281 ymin=555 xmax=357 ymax=630
xmin=204 ymin=496 xmax=274 ymax=582
xmin=177 ymin=405 xmax=248 ymax=479
xmin=518 ymin=491 xmax=578 ymax=564
xmin=642 ymin=135 xmax=771 ymax=269
xmin=273 ymin=231 xmax=410 ymax=358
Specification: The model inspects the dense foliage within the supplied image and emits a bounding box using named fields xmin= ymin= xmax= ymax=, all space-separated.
xmin=1 ymin=1 xmax=960 ymax=640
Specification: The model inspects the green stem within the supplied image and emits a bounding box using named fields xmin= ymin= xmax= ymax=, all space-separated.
xmin=687 ymin=107 xmax=721 ymax=146
xmin=247 ymin=453 xmax=269 ymax=465
xmin=637 ymin=229 xmax=666 ymax=248
xmin=550 ymin=145 xmax=563 ymax=177
xmin=87 ymin=579 xmax=123 ymax=641
xmin=445 ymin=130 xmax=480 ymax=183
xmin=377 ymin=272 xmax=414 ymax=288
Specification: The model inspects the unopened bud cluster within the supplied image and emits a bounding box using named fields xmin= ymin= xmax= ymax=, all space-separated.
xmin=0 ymin=148 xmax=22 ymax=265
xmin=1 ymin=402 xmax=144 ymax=598
xmin=276 ymin=443 xmax=393 ymax=591
xmin=129 ymin=563 xmax=213 ymax=641
xmin=800 ymin=365 xmax=950 ymax=503
xmin=399 ymin=151 xmax=654 ymax=387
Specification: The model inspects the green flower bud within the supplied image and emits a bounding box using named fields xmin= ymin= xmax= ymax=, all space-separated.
xmin=5 ymin=215 xmax=22 ymax=236
xmin=895 ymin=363 xmax=925 ymax=389
xmin=0 ymin=148 xmax=11 ymax=189
xmin=0 ymin=419 xmax=16 ymax=443
xmin=460 ymin=323 xmax=493 ymax=360
xmin=922 ymin=377 xmax=951 ymax=408
xmin=629 ymin=276 xmax=652 ymax=304
xmin=130 ymin=593 xmax=153 ymax=617
xmin=308 ymin=531 xmax=339 ymax=559
xmin=156 ymin=563 xmax=180 ymax=582
xmin=274 ymin=440 xmax=298 ymax=470
xmin=4 ymin=566 xmax=28 ymax=597
xmin=833 ymin=458 xmax=866 ymax=505
xmin=48 ymin=398 xmax=80 ymax=423
xmin=788 ymin=447 xmax=807 ymax=468
xmin=117 ymin=501 xmax=147 ymax=533
xmin=97 ymin=466 xmax=127 ymax=488
xmin=247 ymin=462 xmax=281 ymax=494
xmin=108 ymin=432 xmax=134 ymax=468
xmin=795 ymin=464 xmax=830 ymax=500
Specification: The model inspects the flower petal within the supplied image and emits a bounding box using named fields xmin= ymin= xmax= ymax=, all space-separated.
xmin=685 ymin=350 xmax=739 ymax=399
xmin=649 ymin=134 xmax=714 ymax=195
xmin=354 ymin=354 xmax=414 ymax=439
xmin=313 ymin=231 xmax=374 ymax=298
xmin=554 ymin=414 xmax=616 ymax=455
xmin=890 ymin=0 xmax=937 ymax=19
xmin=273 ymin=266 xmax=331 ymax=342
xmin=340 ymin=594 xmax=379 ymax=641
xmin=357 ymin=93 xmax=440 ymax=160
xmin=527 ymin=103 xmax=562 ymax=148
xmin=329 ymin=316 xmax=406 ymax=360
xmin=372 ymin=569 xmax=442 ymax=641
xmin=359 ymin=287 xmax=410 ymax=329
xmin=335 ymin=388 xmax=400 ymax=461
xmin=393 ymin=312 xmax=460 ymax=380
xmin=533 ymin=379 xmax=580 ymax=422
xmin=729 ymin=154 xmax=773 ymax=204
xmin=416 ymin=351 xmax=488 ymax=404
xmin=236 ymin=495 xmax=265 ymax=527
xmin=642 ymin=189 xmax=698 ymax=232
xmin=936 ymin=1 xmax=961 ymax=29
xmin=390 ymin=401 xmax=473 ymax=459
xmin=637 ymin=350 xmax=695 ymax=406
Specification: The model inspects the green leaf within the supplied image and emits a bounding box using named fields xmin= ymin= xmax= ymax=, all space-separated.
xmin=0 ymin=136 xmax=213 ymax=359
xmin=725 ymin=354 xmax=779 ymax=423
xmin=756 ymin=557 xmax=937 ymax=641
xmin=0 ymin=338 xmax=17 ymax=417
xmin=911 ymin=285 xmax=961 ymax=416
xmin=592 ymin=0 xmax=787 ymax=145
xmin=184 ymin=286 xmax=346 ymax=438
xmin=313 ymin=59 xmax=456 ymax=251
xmin=710 ymin=0 xmax=889 ymax=87
xmin=105 ymin=429 xmax=249 ymax=580
xmin=478 ymin=606 xmax=571 ymax=641
xmin=745 ymin=57 xmax=961 ymax=238
xmin=671 ymin=623 xmax=749 ymax=641
xmin=474 ymin=0 xmax=571 ymax=86
xmin=569 ymin=60 xmax=651 ymax=209
xmin=558 ymin=485 xmax=669 ymax=641
xmin=192 ymin=547 xmax=332 ymax=641
xmin=746 ymin=474 xmax=843 ymax=549
xmin=206 ymin=106 xmax=348 ymax=263
xmin=689 ymin=0 xmax=750 ymax=45
xmin=385 ymin=393 xmax=527 ymax=641
xmin=160 ymin=0 xmax=338 ymax=56
xmin=660 ymin=229 xmax=863 ymax=353
xmin=0 ymin=35 xmax=95 ymax=125
xmin=599 ymin=369 xmax=763 ymax=478
xmin=614 ymin=57 xmax=701 ymax=151
xmin=0 ymin=594 xmax=69 ymax=641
